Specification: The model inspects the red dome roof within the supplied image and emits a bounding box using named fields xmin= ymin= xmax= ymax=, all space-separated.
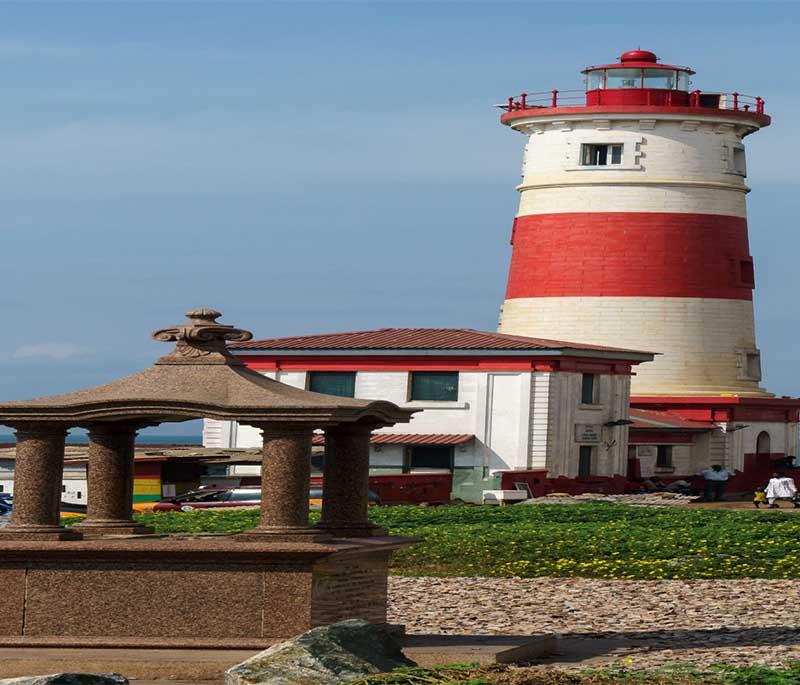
xmin=620 ymin=49 xmax=658 ymax=63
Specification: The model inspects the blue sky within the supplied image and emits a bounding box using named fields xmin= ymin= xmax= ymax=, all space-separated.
xmin=1 ymin=1 xmax=798 ymax=436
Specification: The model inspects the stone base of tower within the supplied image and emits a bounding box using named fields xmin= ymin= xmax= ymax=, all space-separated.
xmin=499 ymin=296 xmax=772 ymax=398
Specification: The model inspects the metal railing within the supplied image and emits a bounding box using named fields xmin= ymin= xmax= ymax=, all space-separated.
xmin=501 ymin=89 xmax=766 ymax=115
xmin=688 ymin=91 xmax=765 ymax=115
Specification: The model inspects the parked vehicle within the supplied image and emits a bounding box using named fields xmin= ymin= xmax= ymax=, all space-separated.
xmin=0 ymin=493 xmax=11 ymax=515
xmin=153 ymin=486 xmax=381 ymax=512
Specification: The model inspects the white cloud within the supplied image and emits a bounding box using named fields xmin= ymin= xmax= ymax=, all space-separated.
xmin=12 ymin=343 xmax=94 ymax=361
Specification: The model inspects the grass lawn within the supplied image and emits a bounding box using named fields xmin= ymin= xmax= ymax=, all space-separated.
xmin=352 ymin=662 xmax=800 ymax=684
xmin=128 ymin=502 xmax=800 ymax=580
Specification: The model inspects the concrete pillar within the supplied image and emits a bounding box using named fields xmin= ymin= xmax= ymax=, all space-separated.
xmin=0 ymin=423 xmax=79 ymax=540
xmin=318 ymin=423 xmax=384 ymax=537
xmin=73 ymin=423 xmax=153 ymax=537
xmin=238 ymin=423 xmax=328 ymax=542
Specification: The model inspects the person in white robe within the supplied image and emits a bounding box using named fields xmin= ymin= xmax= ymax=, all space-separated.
xmin=764 ymin=473 xmax=798 ymax=508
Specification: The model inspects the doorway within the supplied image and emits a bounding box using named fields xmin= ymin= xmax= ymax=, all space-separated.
xmin=756 ymin=431 xmax=771 ymax=455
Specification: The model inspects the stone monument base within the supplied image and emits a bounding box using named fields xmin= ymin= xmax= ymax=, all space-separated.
xmin=0 ymin=535 xmax=413 ymax=648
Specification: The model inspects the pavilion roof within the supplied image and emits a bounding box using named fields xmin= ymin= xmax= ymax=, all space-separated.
xmin=0 ymin=309 xmax=415 ymax=428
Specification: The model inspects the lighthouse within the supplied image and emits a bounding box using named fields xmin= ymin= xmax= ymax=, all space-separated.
xmin=497 ymin=49 xmax=770 ymax=398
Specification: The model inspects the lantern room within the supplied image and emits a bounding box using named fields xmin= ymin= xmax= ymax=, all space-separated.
xmin=582 ymin=49 xmax=693 ymax=106
xmin=501 ymin=49 xmax=766 ymax=121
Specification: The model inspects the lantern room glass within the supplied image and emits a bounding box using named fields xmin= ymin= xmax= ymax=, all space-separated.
xmin=586 ymin=70 xmax=605 ymax=90
xmin=605 ymin=69 xmax=641 ymax=89
xmin=676 ymin=71 xmax=690 ymax=91
xmin=643 ymin=69 xmax=677 ymax=90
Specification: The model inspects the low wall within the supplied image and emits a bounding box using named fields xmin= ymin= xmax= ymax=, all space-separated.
xmin=0 ymin=536 xmax=411 ymax=648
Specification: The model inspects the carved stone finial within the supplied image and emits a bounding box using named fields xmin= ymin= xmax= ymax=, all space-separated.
xmin=152 ymin=308 xmax=253 ymax=365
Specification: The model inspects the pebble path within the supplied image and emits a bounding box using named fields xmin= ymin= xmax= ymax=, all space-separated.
xmin=388 ymin=576 xmax=800 ymax=669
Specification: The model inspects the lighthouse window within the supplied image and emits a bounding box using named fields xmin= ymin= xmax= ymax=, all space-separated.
xmin=605 ymin=68 xmax=642 ymax=89
xmin=643 ymin=69 xmax=677 ymax=90
xmin=581 ymin=144 xmax=623 ymax=166
xmin=586 ymin=70 xmax=605 ymax=90
xmin=732 ymin=147 xmax=747 ymax=176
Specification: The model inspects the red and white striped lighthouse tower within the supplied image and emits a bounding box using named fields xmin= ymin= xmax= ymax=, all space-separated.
xmin=497 ymin=49 xmax=771 ymax=397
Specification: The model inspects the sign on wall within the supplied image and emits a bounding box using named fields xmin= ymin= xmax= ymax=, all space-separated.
xmin=574 ymin=423 xmax=602 ymax=443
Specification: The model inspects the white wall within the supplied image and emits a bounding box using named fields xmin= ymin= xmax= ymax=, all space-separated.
xmin=543 ymin=372 xmax=631 ymax=478
xmin=637 ymin=444 xmax=693 ymax=478
xmin=204 ymin=367 xmax=635 ymax=481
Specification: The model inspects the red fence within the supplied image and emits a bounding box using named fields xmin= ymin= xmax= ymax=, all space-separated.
xmin=502 ymin=89 xmax=765 ymax=116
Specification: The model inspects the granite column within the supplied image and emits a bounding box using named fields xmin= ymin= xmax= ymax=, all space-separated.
xmin=239 ymin=423 xmax=327 ymax=542
xmin=0 ymin=423 xmax=79 ymax=540
xmin=73 ymin=423 xmax=153 ymax=537
xmin=318 ymin=423 xmax=384 ymax=537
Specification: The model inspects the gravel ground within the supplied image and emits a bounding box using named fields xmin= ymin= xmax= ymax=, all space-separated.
xmin=388 ymin=576 xmax=800 ymax=669
xmin=522 ymin=493 xmax=699 ymax=507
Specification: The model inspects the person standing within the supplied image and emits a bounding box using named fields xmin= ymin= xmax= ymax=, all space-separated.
xmin=699 ymin=464 xmax=737 ymax=502
xmin=764 ymin=472 xmax=798 ymax=509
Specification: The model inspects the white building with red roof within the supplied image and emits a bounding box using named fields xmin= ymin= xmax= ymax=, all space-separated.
xmin=205 ymin=328 xmax=654 ymax=501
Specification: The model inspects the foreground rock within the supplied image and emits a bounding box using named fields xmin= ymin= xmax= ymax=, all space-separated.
xmin=226 ymin=619 xmax=415 ymax=685
xmin=0 ymin=675 xmax=127 ymax=685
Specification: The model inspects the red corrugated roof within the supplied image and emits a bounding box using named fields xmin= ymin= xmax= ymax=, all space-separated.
xmin=629 ymin=408 xmax=714 ymax=431
xmin=230 ymin=328 xmax=651 ymax=355
xmin=311 ymin=433 xmax=474 ymax=446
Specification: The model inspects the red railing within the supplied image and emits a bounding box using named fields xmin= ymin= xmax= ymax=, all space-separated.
xmin=502 ymin=89 xmax=766 ymax=116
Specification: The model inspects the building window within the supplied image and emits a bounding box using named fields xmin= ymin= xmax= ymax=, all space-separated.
xmin=308 ymin=371 xmax=356 ymax=398
xmin=581 ymin=373 xmax=597 ymax=404
xmin=581 ymin=143 xmax=623 ymax=166
xmin=578 ymin=446 xmax=593 ymax=477
xmin=656 ymin=445 xmax=673 ymax=469
xmin=405 ymin=446 xmax=453 ymax=472
xmin=410 ymin=371 xmax=459 ymax=402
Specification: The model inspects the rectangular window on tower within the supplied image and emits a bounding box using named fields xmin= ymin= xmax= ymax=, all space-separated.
xmin=581 ymin=144 xmax=623 ymax=166
xmin=740 ymin=259 xmax=755 ymax=288
xmin=732 ymin=147 xmax=747 ymax=176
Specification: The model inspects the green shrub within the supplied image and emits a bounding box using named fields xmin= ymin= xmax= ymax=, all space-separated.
xmin=118 ymin=502 xmax=800 ymax=580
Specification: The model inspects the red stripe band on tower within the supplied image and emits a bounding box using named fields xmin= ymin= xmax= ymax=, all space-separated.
xmin=505 ymin=212 xmax=754 ymax=300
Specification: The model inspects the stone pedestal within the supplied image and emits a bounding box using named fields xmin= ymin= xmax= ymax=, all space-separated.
xmin=239 ymin=424 xmax=328 ymax=542
xmin=0 ymin=424 xmax=79 ymax=541
xmin=73 ymin=424 xmax=153 ymax=537
xmin=0 ymin=536 xmax=413 ymax=647
xmin=319 ymin=424 xmax=385 ymax=537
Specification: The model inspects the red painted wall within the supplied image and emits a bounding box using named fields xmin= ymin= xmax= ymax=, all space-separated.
xmin=506 ymin=212 xmax=753 ymax=300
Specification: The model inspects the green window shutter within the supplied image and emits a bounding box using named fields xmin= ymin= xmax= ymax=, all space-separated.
xmin=309 ymin=372 xmax=356 ymax=398
xmin=410 ymin=372 xmax=459 ymax=401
